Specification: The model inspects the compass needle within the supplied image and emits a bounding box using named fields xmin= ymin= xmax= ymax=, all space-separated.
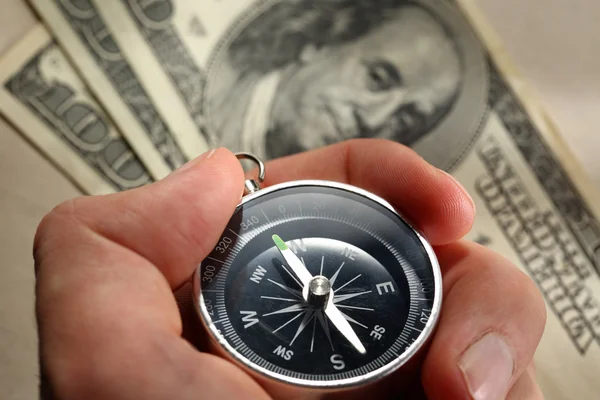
xmin=325 ymin=301 xmax=367 ymax=354
xmin=195 ymin=164 xmax=441 ymax=395
xmin=272 ymin=239 xmax=367 ymax=354
xmin=272 ymin=234 xmax=313 ymax=286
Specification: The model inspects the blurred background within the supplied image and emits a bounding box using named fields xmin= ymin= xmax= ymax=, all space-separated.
xmin=1 ymin=0 xmax=599 ymax=399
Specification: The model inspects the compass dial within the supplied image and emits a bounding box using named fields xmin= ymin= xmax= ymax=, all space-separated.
xmin=194 ymin=182 xmax=441 ymax=387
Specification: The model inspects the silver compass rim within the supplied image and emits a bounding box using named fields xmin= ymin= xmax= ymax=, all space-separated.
xmin=193 ymin=179 xmax=443 ymax=390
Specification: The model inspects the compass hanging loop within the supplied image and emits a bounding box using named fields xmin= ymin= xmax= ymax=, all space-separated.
xmin=235 ymin=152 xmax=266 ymax=195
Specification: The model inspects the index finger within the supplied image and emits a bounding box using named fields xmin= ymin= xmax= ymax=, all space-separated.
xmin=259 ymin=139 xmax=475 ymax=245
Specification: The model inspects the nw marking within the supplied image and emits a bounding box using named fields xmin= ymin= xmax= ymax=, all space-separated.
xmin=250 ymin=265 xmax=267 ymax=284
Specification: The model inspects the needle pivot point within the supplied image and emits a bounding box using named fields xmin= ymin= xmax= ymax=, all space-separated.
xmin=307 ymin=276 xmax=331 ymax=309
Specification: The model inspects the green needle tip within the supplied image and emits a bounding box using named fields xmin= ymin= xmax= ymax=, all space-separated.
xmin=272 ymin=234 xmax=288 ymax=251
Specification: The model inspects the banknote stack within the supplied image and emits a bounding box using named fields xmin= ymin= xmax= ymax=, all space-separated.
xmin=0 ymin=0 xmax=598 ymax=398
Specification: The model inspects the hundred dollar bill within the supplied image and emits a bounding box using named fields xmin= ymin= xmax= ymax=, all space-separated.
xmin=27 ymin=0 xmax=213 ymax=180
xmin=0 ymin=24 xmax=152 ymax=195
xmin=36 ymin=0 xmax=600 ymax=398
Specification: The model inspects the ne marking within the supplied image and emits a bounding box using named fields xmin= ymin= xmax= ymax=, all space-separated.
xmin=207 ymin=257 xmax=224 ymax=264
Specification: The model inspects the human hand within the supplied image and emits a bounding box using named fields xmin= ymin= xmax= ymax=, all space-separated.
xmin=34 ymin=139 xmax=546 ymax=400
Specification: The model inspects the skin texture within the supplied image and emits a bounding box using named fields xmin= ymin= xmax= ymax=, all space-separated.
xmin=268 ymin=6 xmax=462 ymax=157
xmin=34 ymin=139 xmax=546 ymax=399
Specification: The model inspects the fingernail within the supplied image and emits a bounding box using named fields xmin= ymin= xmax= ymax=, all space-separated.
xmin=440 ymin=169 xmax=475 ymax=210
xmin=458 ymin=333 xmax=514 ymax=400
xmin=172 ymin=148 xmax=216 ymax=175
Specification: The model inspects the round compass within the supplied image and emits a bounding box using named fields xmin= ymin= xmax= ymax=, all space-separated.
xmin=193 ymin=153 xmax=442 ymax=399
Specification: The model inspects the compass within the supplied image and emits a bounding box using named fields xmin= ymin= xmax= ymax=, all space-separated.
xmin=192 ymin=153 xmax=442 ymax=399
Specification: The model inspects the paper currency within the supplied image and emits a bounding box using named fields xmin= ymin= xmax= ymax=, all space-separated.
xmin=28 ymin=0 xmax=213 ymax=180
xmin=0 ymin=24 xmax=153 ymax=195
xmin=31 ymin=0 xmax=600 ymax=398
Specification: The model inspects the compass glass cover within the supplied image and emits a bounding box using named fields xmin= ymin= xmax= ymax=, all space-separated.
xmin=196 ymin=183 xmax=438 ymax=383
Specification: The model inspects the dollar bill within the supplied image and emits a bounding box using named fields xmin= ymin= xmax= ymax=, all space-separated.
xmin=28 ymin=0 xmax=213 ymax=180
xmin=0 ymin=24 xmax=153 ymax=195
xmin=33 ymin=0 xmax=600 ymax=398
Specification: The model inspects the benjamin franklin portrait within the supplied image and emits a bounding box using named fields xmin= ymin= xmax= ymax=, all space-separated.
xmin=204 ymin=0 xmax=467 ymax=161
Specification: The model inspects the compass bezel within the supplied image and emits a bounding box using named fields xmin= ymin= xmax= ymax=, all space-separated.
xmin=192 ymin=179 xmax=443 ymax=389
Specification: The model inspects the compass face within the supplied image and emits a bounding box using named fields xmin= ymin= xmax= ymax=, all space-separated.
xmin=194 ymin=182 xmax=441 ymax=387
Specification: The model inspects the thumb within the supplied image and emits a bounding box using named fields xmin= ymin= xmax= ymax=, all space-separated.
xmin=33 ymin=148 xmax=273 ymax=400
xmin=36 ymin=147 xmax=245 ymax=289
